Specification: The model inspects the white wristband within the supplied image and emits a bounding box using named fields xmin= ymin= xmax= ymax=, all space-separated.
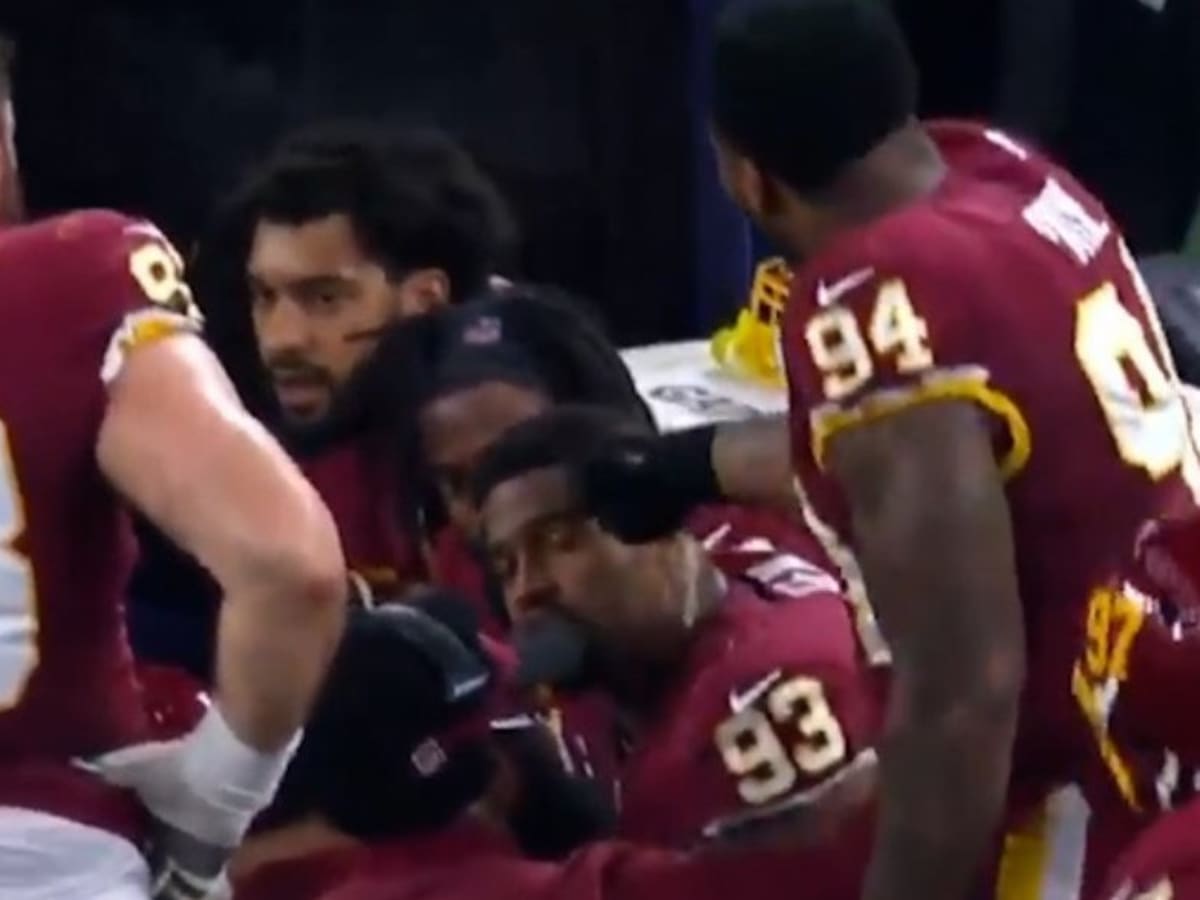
xmin=178 ymin=705 xmax=302 ymax=846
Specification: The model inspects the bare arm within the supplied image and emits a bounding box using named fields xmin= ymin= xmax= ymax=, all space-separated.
xmin=98 ymin=335 xmax=347 ymax=751
xmin=829 ymin=400 xmax=1025 ymax=900
xmin=710 ymin=414 xmax=797 ymax=510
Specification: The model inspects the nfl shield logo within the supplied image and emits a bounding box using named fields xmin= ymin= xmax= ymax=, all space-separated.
xmin=462 ymin=315 xmax=502 ymax=345
xmin=411 ymin=738 xmax=449 ymax=777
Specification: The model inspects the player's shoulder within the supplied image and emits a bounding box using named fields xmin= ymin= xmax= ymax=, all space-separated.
xmin=0 ymin=209 xmax=182 ymax=298
xmin=46 ymin=207 xmax=147 ymax=238
xmin=12 ymin=209 xmax=157 ymax=255
xmin=690 ymin=503 xmax=831 ymax=562
xmin=793 ymin=121 xmax=1083 ymax=312
xmin=789 ymin=215 xmax=973 ymax=335
xmin=698 ymin=588 xmax=863 ymax=693
xmin=2 ymin=210 xmax=204 ymax=386
xmin=743 ymin=589 xmax=862 ymax=669
xmin=689 ymin=504 xmax=840 ymax=601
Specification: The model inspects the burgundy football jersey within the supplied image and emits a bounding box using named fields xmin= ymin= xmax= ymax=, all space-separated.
xmin=615 ymin=581 xmax=882 ymax=898
xmin=0 ymin=209 xmax=202 ymax=835
xmin=320 ymin=818 xmax=853 ymax=900
xmin=1118 ymin=607 xmax=1200 ymax=781
xmin=1077 ymin=513 xmax=1200 ymax=816
xmin=235 ymin=846 xmax=365 ymax=900
xmin=428 ymin=507 xmax=849 ymax=819
xmin=300 ymin=439 xmax=422 ymax=600
xmin=429 ymin=505 xmax=841 ymax=640
xmin=428 ymin=525 xmax=509 ymax=639
xmin=136 ymin=663 xmax=207 ymax=741
xmin=779 ymin=120 xmax=1200 ymax=879
xmin=1101 ymin=798 xmax=1200 ymax=900
xmin=687 ymin=503 xmax=840 ymax=601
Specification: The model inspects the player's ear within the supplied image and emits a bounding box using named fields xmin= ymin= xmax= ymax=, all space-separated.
xmin=711 ymin=126 xmax=768 ymax=221
xmin=755 ymin=165 xmax=800 ymax=221
xmin=392 ymin=268 xmax=451 ymax=319
xmin=741 ymin=160 xmax=775 ymax=222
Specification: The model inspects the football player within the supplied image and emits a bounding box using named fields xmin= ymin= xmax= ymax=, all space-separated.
xmin=365 ymin=286 xmax=841 ymax=630
xmin=365 ymin=290 xmax=843 ymax=792
xmin=472 ymin=406 xmax=882 ymax=898
xmin=234 ymin=123 xmax=516 ymax=593
xmin=1060 ymin=514 xmax=1200 ymax=899
xmin=0 ymin=37 xmax=347 ymax=898
xmin=131 ymin=125 xmax=515 ymax=678
xmin=230 ymin=595 xmax=615 ymax=900
xmin=229 ymin=123 xmax=515 ymax=432
xmin=233 ymin=593 xmax=871 ymax=900
xmin=137 ymin=124 xmax=516 ymax=651
xmin=581 ymin=2 xmax=1200 ymax=897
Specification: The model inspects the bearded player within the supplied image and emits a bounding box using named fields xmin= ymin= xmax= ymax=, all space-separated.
xmin=475 ymin=407 xmax=883 ymax=897
xmin=582 ymin=1 xmax=1200 ymax=898
xmin=228 ymin=595 xmax=867 ymax=900
xmin=0 ymin=38 xmax=347 ymax=899
xmin=130 ymin=125 xmax=514 ymax=677
xmin=235 ymin=124 xmax=515 ymax=593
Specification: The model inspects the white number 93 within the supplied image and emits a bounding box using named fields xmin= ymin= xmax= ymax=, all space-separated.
xmin=714 ymin=674 xmax=847 ymax=806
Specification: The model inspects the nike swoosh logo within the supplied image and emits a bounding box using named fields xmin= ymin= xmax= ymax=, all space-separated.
xmin=816 ymin=268 xmax=875 ymax=307
xmin=490 ymin=714 xmax=539 ymax=732
xmin=728 ymin=669 xmax=784 ymax=714
xmin=700 ymin=522 xmax=733 ymax=552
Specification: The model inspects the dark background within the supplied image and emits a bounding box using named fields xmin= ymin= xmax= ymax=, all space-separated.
xmin=3 ymin=0 xmax=1199 ymax=344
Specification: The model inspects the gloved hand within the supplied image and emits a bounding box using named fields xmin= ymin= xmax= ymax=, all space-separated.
xmin=78 ymin=706 xmax=298 ymax=900
xmin=581 ymin=425 xmax=720 ymax=543
xmin=81 ymin=740 xmax=233 ymax=899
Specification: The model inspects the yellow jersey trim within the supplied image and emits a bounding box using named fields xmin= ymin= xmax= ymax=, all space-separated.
xmin=100 ymin=308 xmax=203 ymax=385
xmin=995 ymin=800 xmax=1051 ymax=900
xmin=809 ymin=366 xmax=1032 ymax=479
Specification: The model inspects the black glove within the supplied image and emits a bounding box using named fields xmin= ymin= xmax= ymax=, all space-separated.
xmin=495 ymin=724 xmax=618 ymax=859
xmin=581 ymin=425 xmax=721 ymax=543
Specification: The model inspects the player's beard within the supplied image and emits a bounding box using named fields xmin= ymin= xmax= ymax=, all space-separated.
xmin=268 ymin=362 xmax=355 ymax=455
xmin=275 ymin=323 xmax=392 ymax=453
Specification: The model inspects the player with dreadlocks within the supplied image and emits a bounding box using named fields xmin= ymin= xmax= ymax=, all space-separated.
xmin=355 ymin=284 xmax=839 ymax=633
xmin=346 ymin=285 xmax=851 ymax=851
xmin=344 ymin=285 xmax=660 ymax=802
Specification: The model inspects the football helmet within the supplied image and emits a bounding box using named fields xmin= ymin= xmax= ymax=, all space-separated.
xmin=710 ymin=256 xmax=791 ymax=389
